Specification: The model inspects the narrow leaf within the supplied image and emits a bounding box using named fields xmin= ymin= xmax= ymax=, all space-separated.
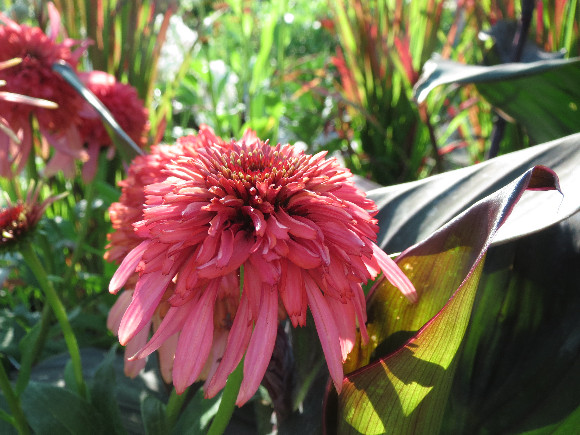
xmin=52 ymin=61 xmax=144 ymax=163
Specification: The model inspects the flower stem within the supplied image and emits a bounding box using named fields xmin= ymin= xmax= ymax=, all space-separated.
xmin=165 ymin=387 xmax=189 ymax=429
xmin=207 ymin=356 xmax=244 ymax=435
xmin=0 ymin=357 xmax=30 ymax=435
xmin=19 ymin=242 xmax=86 ymax=398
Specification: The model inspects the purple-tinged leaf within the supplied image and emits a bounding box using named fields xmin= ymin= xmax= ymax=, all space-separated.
xmin=326 ymin=166 xmax=559 ymax=434
xmin=370 ymin=133 xmax=580 ymax=254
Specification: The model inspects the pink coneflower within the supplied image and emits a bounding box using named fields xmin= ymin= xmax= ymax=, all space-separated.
xmin=0 ymin=13 xmax=88 ymax=177
xmin=107 ymin=131 xmax=416 ymax=405
xmin=78 ymin=71 xmax=149 ymax=180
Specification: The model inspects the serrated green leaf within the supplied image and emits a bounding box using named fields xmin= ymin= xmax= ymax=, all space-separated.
xmin=330 ymin=166 xmax=559 ymax=434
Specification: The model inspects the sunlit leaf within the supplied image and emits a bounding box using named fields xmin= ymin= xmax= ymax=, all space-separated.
xmin=327 ymin=166 xmax=559 ymax=434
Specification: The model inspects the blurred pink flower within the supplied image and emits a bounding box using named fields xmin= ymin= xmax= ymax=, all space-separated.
xmin=0 ymin=182 xmax=65 ymax=251
xmin=107 ymin=130 xmax=416 ymax=405
xmin=78 ymin=71 xmax=149 ymax=180
xmin=0 ymin=13 xmax=88 ymax=177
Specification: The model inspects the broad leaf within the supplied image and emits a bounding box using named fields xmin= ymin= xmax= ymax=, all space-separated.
xmin=140 ymin=396 xmax=167 ymax=435
xmin=413 ymin=56 xmax=580 ymax=143
xmin=327 ymin=166 xmax=559 ymax=434
xmin=369 ymin=133 xmax=580 ymax=254
xmin=88 ymin=349 xmax=127 ymax=435
xmin=21 ymin=382 xmax=107 ymax=434
xmin=443 ymin=213 xmax=580 ymax=433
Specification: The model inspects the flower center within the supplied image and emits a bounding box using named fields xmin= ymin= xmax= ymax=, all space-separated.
xmin=217 ymin=148 xmax=300 ymax=185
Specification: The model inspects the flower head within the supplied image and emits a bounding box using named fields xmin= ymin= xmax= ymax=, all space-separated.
xmin=0 ymin=13 xmax=88 ymax=177
xmin=78 ymin=71 xmax=149 ymax=180
xmin=0 ymin=183 xmax=65 ymax=251
xmin=107 ymin=129 xmax=416 ymax=405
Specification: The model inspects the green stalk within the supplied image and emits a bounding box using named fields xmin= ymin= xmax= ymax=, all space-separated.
xmin=19 ymin=242 xmax=86 ymax=398
xmin=207 ymin=357 xmax=244 ymax=435
xmin=165 ymin=387 xmax=189 ymax=430
xmin=0 ymin=358 xmax=30 ymax=435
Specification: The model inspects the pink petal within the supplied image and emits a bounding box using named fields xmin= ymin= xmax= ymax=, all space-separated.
xmin=371 ymin=243 xmax=417 ymax=303
xmin=197 ymin=232 xmax=253 ymax=278
xmin=216 ymin=229 xmax=234 ymax=268
xmin=279 ymin=261 xmax=307 ymax=327
xmin=205 ymin=297 xmax=253 ymax=398
xmin=131 ymin=298 xmax=195 ymax=359
xmin=106 ymin=290 xmax=133 ymax=334
xmin=286 ymin=239 xmax=322 ymax=269
xmin=276 ymin=208 xmax=318 ymax=240
xmin=118 ymin=269 xmax=175 ymax=345
xmin=236 ymin=286 xmax=279 ymax=406
xmin=326 ymin=297 xmax=357 ymax=361
xmin=158 ymin=333 xmax=179 ymax=384
xmin=172 ymin=282 xmax=219 ymax=393
xmin=123 ymin=320 xmax=151 ymax=378
xmin=304 ymin=273 xmax=343 ymax=392
xmin=109 ymin=241 xmax=150 ymax=294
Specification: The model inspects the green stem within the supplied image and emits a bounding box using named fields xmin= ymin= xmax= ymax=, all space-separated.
xmin=19 ymin=242 xmax=86 ymax=398
xmin=165 ymin=387 xmax=189 ymax=429
xmin=0 ymin=358 xmax=30 ymax=435
xmin=207 ymin=357 xmax=244 ymax=435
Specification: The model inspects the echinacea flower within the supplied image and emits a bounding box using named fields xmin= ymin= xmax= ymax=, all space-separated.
xmin=107 ymin=130 xmax=416 ymax=405
xmin=0 ymin=13 xmax=88 ymax=177
xmin=0 ymin=183 xmax=65 ymax=251
xmin=78 ymin=71 xmax=149 ymax=181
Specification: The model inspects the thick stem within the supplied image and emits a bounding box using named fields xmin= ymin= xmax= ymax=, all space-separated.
xmin=19 ymin=242 xmax=86 ymax=398
xmin=207 ymin=357 xmax=245 ymax=435
xmin=165 ymin=388 xmax=189 ymax=430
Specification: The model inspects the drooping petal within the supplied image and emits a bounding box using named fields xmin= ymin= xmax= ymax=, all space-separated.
xmin=371 ymin=243 xmax=417 ymax=303
xmin=236 ymin=286 xmax=279 ymax=406
xmin=109 ymin=240 xmax=150 ymax=294
xmin=205 ymin=296 xmax=253 ymax=398
xmin=123 ymin=320 xmax=151 ymax=378
xmin=304 ymin=272 xmax=343 ymax=392
xmin=106 ymin=290 xmax=133 ymax=334
xmin=132 ymin=298 xmax=195 ymax=359
xmin=118 ymin=268 xmax=175 ymax=345
xmin=172 ymin=281 xmax=219 ymax=393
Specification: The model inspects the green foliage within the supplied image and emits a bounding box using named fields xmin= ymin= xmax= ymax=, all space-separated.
xmin=329 ymin=167 xmax=560 ymax=434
